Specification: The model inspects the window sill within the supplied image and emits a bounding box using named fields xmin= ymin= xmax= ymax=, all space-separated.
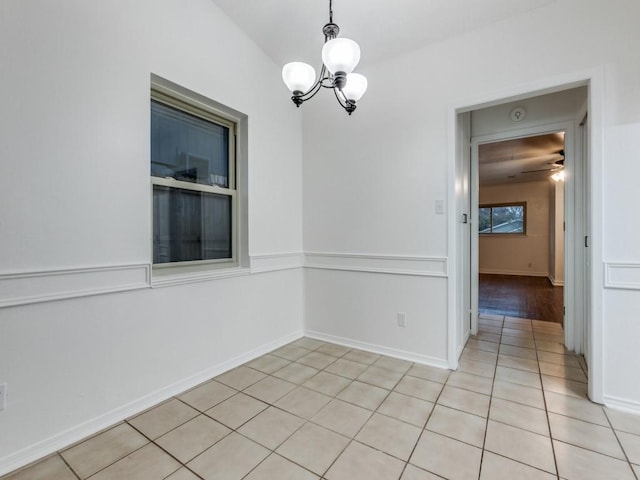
xmin=151 ymin=265 xmax=250 ymax=288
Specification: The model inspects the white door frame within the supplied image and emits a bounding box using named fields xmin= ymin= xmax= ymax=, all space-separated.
xmin=446 ymin=67 xmax=605 ymax=403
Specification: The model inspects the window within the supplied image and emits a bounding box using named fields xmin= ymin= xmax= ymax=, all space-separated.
xmin=479 ymin=203 xmax=526 ymax=234
xmin=151 ymin=88 xmax=237 ymax=267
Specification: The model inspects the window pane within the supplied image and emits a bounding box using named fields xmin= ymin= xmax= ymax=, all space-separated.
xmin=153 ymin=185 xmax=232 ymax=264
xmin=491 ymin=206 xmax=524 ymax=233
xmin=151 ymin=100 xmax=229 ymax=188
xmin=479 ymin=207 xmax=492 ymax=233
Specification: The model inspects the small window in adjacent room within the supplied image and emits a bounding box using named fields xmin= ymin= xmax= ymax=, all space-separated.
xmin=151 ymin=87 xmax=237 ymax=267
xmin=479 ymin=203 xmax=526 ymax=234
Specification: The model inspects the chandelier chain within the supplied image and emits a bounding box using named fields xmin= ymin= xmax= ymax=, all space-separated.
xmin=329 ymin=0 xmax=333 ymax=22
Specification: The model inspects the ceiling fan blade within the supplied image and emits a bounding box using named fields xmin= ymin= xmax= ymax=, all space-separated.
xmin=521 ymin=168 xmax=556 ymax=173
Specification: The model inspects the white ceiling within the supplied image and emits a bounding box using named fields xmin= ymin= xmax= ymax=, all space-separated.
xmin=479 ymin=133 xmax=565 ymax=186
xmin=211 ymin=0 xmax=556 ymax=67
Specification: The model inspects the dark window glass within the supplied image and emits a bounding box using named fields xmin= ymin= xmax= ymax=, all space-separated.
xmin=153 ymin=186 xmax=232 ymax=264
xmin=151 ymin=100 xmax=229 ymax=188
xmin=479 ymin=204 xmax=525 ymax=234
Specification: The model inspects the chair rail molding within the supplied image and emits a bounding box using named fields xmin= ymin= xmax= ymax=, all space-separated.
xmin=250 ymin=252 xmax=305 ymax=274
xmin=304 ymin=252 xmax=448 ymax=277
xmin=0 ymin=264 xmax=150 ymax=308
xmin=0 ymin=252 xmax=445 ymax=307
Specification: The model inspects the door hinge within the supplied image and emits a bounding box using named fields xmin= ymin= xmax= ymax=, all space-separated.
xmin=462 ymin=214 xmax=468 ymax=224
xmin=585 ymin=236 xmax=589 ymax=248
xmin=563 ymin=306 xmax=566 ymax=316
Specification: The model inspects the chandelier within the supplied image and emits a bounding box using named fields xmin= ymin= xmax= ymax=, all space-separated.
xmin=281 ymin=0 xmax=368 ymax=115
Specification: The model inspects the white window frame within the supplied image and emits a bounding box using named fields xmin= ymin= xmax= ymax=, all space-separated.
xmin=151 ymin=82 xmax=240 ymax=274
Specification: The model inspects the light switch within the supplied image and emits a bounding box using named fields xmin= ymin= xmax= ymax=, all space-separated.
xmin=435 ymin=200 xmax=445 ymax=214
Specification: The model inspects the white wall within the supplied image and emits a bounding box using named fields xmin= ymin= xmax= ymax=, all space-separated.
xmin=0 ymin=0 xmax=304 ymax=473
xmin=479 ymin=181 xmax=550 ymax=277
xmin=302 ymin=0 xmax=640 ymax=410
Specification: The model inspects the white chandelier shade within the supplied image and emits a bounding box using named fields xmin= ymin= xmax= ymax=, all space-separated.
xmin=321 ymin=38 xmax=361 ymax=75
xmin=282 ymin=62 xmax=317 ymax=94
xmin=342 ymin=73 xmax=368 ymax=101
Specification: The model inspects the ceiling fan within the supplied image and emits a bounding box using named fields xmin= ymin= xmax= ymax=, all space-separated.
xmin=520 ymin=149 xmax=565 ymax=174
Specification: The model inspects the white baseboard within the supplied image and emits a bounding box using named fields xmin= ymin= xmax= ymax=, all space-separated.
xmin=458 ymin=330 xmax=471 ymax=359
xmin=0 ymin=330 xmax=302 ymax=477
xmin=479 ymin=269 xmax=548 ymax=277
xmin=603 ymin=394 xmax=640 ymax=415
xmin=548 ymin=275 xmax=564 ymax=286
xmin=304 ymin=330 xmax=449 ymax=370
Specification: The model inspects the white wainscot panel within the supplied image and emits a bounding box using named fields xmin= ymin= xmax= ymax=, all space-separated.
xmin=305 ymin=252 xmax=447 ymax=277
xmin=605 ymin=263 xmax=640 ymax=290
xmin=0 ymin=265 xmax=150 ymax=308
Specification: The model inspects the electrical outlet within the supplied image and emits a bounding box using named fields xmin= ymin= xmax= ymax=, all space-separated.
xmin=0 ymin=383 xmax=6 ymax=411
xmin=397 ymin=312 xmax=407 ymax=328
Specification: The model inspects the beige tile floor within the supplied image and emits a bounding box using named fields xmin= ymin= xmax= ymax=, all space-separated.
xmin=4 ymin=315 xmax=640 ymax=480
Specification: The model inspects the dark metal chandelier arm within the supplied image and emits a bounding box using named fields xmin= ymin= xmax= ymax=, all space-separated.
xmin=296 ymin=78 xmax=324 ymax=102
xmin=333 ymin=86 xmax=356 ymax=115
xmin=333 ymin=85 xmax=346 ymax=107
xmin=292 ymin=63 xmax=339 ymax=106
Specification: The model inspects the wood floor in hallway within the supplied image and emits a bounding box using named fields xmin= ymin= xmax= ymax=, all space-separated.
xmin=479 ymin=274 xmax=564 ymax=324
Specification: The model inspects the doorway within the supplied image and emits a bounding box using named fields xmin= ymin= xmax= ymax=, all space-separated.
xmin=448 ymin=74 xmax=604 ymax=403
xmin=475 ymin=131 xmax=566 ymax=325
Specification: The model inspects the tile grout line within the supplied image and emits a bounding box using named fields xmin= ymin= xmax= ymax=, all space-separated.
xmin=317 ymin=359 xmax=423 ymax=479
xmin=322 ymin=362 xmax=440 ymax=479
xmin=532 ymin=319 xmax=562 ymax=480
xmin=152 ymin=341 xmax=326 ymax=480
xmin=241 ymin=342 xmax=420 ymax=479
xmin=396 ymin=362 xmax=452 ymax=480
xmin=481 ymin=315 xmax=577 ymax=478
xmin=602 ymin=409 xmax=640 ymax=480
xmin=192 ymin=339 xmax=339 ymax=480
xmin=57 ymin=453 xmax=82 ymax=480
xmin=82 ymin=442 xmax=150 ymax=480
xmin=476 ymin=314 xmax=503 ymax=480
xmin=241 ymin=345 xmax=352 ymax=479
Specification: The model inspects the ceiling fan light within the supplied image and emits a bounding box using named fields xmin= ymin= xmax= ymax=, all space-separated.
xmin=282 ymin=62 xmax=316 ymax=94
xmin=342 ymin=73 xmax=368 ymax=101
xmin=321 ymin=38 xmax=360 ymax=74
xmin=551 ymin=170 xmax=565 ymax=182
